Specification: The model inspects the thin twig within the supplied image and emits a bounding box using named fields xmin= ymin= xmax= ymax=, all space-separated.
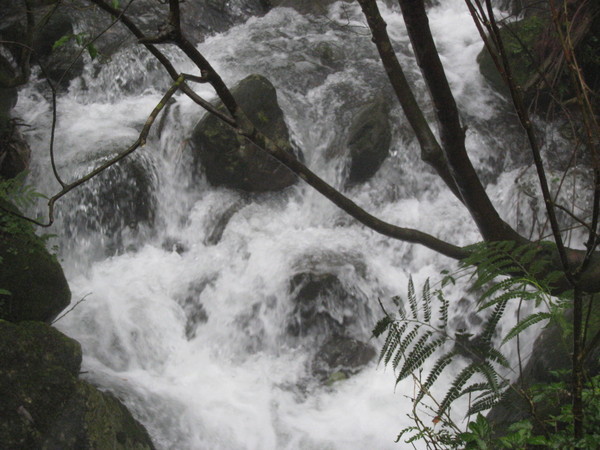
xmin=52 ymin=292 xmax=92 ymax=324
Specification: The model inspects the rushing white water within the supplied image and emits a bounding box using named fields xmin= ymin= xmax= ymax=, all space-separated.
xmin=15 ymin=1 xmax=572 ymax=448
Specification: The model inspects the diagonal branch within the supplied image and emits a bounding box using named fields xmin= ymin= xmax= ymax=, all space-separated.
xmin=356 ymin=0 xmax=461 ymax=200
xmin=1 ymin=75 xmax=187 ymax=228
xmin=395 ymin=0 xmax=522 ymax=244
xmin=85 ymin=0 xmax=468 ymax=260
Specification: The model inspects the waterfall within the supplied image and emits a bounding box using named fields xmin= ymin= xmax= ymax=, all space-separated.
xmin=15 ymin=1 xmax=558 ymax=448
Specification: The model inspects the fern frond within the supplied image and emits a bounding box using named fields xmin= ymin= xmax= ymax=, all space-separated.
xmin=438 ymin=363 xmax=479 ymax=416
xmin=398 ymin=335 xmax=444 ymax=382
xmin=477 ymin=361 xmax=501 ymax=394
xmin=408 ymin=277 xmax=418 ymax=319
xmin=422 ymin=279 xmax=432 ymax=322
xmin=437 ymin=290 xmax=449 ymax=329
xmin=379 ymin=322 xmax=404 ymax=365
xmin=460 ymin=381 xmax=490 ymax=397
xmin=478 ymin=289 xmax=538 ymax=311
xmin=394 ymin=326 xmax=421 ymax=365
xmin=486 ymin=348 xmax=510 ymax=368
xmin=373 ymin=315 xmax=393 ymax=338
xmin=480 ymin=299 xmax=509 ymax=344
xmin=414 ymin=350 xmax=458 ymax=405
xmin=467 ymin=392 xmax=503 ymax=416
xmin=501 ymin=312 xmax=552 ymax=345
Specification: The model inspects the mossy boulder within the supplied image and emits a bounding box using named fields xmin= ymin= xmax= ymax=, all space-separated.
xmin=0 ymin=201 xmax=71 ymax=323
xmin=477 ymin=15 xmax=547 ymax=99
xmin=346 ymin=98 xmax=392 ymax=185
xmin=0 ymin=120 xmax=31 ymax=179
xmin=0 ymin=320 xmax=155 ymax=449
xmin=0 ymin=2 xmax=83 ymax=89
xmin=0 ymin=53 xmax=30 ymax=179
xmin=190 ymin=74 xmax=298 ymax=192
xmin=0 ymin=320 xmax=81 ymax=448
xmin=477 ymin=3 xmax=599 ymax=109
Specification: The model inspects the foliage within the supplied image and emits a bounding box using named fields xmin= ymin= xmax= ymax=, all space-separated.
xmin=0 ymin=172 xmax=55 ymax=249
xmin=53 ymin=33 xmax=99 ymax=61
xmin=374 ymin=241 xmax=582 ymax=448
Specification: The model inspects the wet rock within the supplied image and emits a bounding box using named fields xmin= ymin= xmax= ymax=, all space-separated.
xmin=346 ymin=98 xmax=392 ymax=185
xmin=0 ymin=53 xmax=19 ymax=111
xmin=1 ymin=3 xmax=84 ymax=88
xmin=62 ymin=152 xmax=158 ymax=257
xmin=0 ymin=53 xmax=30 ymax=179
xmin=0 ymin=320 xmax=155 ymax=449
xmin=287 ymin=271 xmax=369 ymax=338
xmin=265 ymin=0 xmax=351 ymax=15
xmin=0 ymin=120 xmax=31 ymax=179
xmin=0 ymin=201 xmax=71 ymax=323
xmin=204 ymin=201 xmax=245 ymax=246
xmin=190 ymin=74 xmax=298 ymax=192
xmin=312 ymin=335 xmax=376 ymax=384
xmin=161 ymin=237 xmax=187 ymax=254
xmin=178 ymin=279 xmax=213 ymax=340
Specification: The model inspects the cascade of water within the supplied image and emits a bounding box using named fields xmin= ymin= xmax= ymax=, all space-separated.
xmin=15 ymin=1 xmax=564 ymax=448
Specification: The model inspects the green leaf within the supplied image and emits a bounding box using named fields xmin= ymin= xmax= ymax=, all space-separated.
xmin=52 ymin=34 xmax=72 ymax=50
xmin=111 ymin=0 xmax=121 ymax=8
xmin=501 ymin=312 xmax=552 ymax=345
xmin=87 ymin=43 xmax=98 ymax=60
xmin=372 ymin=315 xmax=392 ymax=338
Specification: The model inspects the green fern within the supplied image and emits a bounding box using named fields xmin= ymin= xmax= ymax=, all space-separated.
xmin=374 ymin=276 xmax=514 ymax=419
xmin=377 ymin=241 xmax=574 ymax=442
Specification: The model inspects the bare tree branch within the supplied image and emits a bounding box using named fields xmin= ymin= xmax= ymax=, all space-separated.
xmin=356 ymin=0 xmax=462 ymax=200
xmin=396 ymin=0 xmax=523 ymax=244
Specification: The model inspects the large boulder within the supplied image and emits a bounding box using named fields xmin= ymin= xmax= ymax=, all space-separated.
xmin=0 ymin=320 xmax=155 ymax=449
xmin=33 ymin=8 xmax=84 ymax=88
xmin=62 ymin=152 xmax=158 ymax=257
xmin=346 ymin=98 xmax=392 ymax=185
xmin=190 ymin=74 xmax=298 ymax=192
xmin=477 ymin=15 xmax=547 ymax=99
xmin=477 ymin=2 xmax=599 ymax=109
xmin=0 ymin=201 xmax=71 ymax=323
xmin=0 ymin=3 xmax=83 ymax=88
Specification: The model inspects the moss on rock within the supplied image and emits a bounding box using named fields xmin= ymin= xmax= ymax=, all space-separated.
xmin=190 ymin=74 xmax=298 ymax=192
xmin=0 ymin=201 xmax=71 ymax=323
xmin=0 ymin=320 xmax=155 ymax=449
xmin=477 ymin=15 xmax=547 ymax=98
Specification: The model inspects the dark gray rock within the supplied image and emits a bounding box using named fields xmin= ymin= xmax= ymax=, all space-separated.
xmin=0 ymin=120 xmax=31 ymax=179
xmin=312 ymin=335 xmax=376 ymax=384
xmin=346 ymin=98 xmax=392 ymax=185
xmin=265 ymin=0 xmax=351 ymax=15
xmin=0 ymin=320 xmax=155 ymax=449
xmin=0 ymin=201 xmax=71 ymax=323
xmin=190 ymin=74 xmax=298 ymax=192
xmin=62 ymin=152 xmax=158 ymax=257
xmin=287 ymin=271 xmax=369 ymax=338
